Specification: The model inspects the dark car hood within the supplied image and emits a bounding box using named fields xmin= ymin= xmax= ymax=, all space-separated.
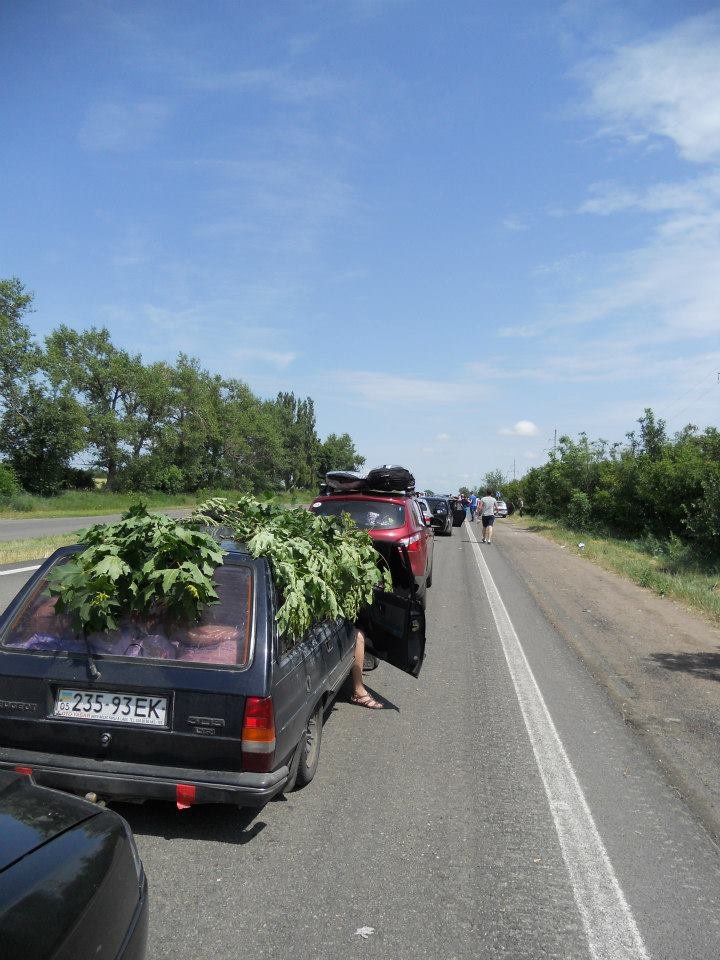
xmin=0 ymin=771 xmax=97 ymax=871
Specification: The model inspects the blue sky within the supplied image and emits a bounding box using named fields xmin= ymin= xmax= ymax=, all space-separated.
xmin=2 ymin=0 xmax=719 ymax=491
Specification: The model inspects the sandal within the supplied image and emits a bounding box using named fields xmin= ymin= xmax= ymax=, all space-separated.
xmin=350 ymin=693 xmax=384 ymax=710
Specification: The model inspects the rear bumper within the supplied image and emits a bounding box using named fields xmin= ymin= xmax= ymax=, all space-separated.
xmin=0 ymin=747 xmax=289 ymax=807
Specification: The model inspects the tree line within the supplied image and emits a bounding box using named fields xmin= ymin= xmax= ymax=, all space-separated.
xmin=0 ymin=277 xmax=364 ymax=496
xmin=493 ymin=409 xmax=720 ymax=560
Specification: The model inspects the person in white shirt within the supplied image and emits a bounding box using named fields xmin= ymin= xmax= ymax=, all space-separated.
xmin=479 ymin=488 xmax=498 ymax=543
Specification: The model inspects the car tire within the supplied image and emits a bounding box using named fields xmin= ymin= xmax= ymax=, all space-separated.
xmin=295 ymin=702 xmax=323 ymax=789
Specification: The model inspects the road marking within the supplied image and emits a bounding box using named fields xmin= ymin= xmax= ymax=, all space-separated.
xmin=466 ymin=521 xmax=649 ymax=960
xmin=0 ymin=565 xmax=41 ymax=577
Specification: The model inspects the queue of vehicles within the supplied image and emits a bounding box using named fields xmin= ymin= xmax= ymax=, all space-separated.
xmin=0 ymin=466 xmax=512 ymax=957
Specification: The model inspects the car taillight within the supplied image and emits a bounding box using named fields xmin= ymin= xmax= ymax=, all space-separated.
xmin=399 ymin=531 xmax=423 ymax=552
xmin=242 ymin=696 xmax=276 ymax=773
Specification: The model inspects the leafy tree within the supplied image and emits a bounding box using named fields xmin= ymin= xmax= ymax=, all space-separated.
xmin=317 ymin=433 xmax=365 ymax=479
xmin=0 ymin=384 xmax=86 ymax=495
xmin=0 ymin=277 xmax=40 ymax=417
xmin=483 ymin=470 xmax=506 ymax=493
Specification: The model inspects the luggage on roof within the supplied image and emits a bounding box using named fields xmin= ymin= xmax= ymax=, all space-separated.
xmin=323 ymin=465 xmax=415 ymax=495
xmin=324 ymin=471 xmax=366 ymax=492
xmin=365 ymin=465 xmax=415 ymax=493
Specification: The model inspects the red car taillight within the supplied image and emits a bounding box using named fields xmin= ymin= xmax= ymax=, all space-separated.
xmin=398 ymin=531 xmax=423 ymax=552
xmin=242 ymin=696 xmax=276 ymax=773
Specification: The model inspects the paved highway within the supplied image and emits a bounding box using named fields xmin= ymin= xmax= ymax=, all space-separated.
xmin=2 ymin=525 xmax=720 ymax=959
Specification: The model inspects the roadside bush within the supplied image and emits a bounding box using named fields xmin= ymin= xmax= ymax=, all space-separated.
xmin=4 ymin=494 xmax=37 ymax=512
xmin=684 ymin=469 xmax=720 ymax=560
xmin=157 ymin=465 xmax=185 ymax=494
xmin=0 ymin=463 xmax=21 ymax=501
xmin=567 ymin=490 xmax=592 ymax=530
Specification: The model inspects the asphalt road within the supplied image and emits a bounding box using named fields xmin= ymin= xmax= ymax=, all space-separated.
xmin=0 ymin=510 xmax=188 ymax=541
xmin=2 ymin=525 xmax=720 ymax=958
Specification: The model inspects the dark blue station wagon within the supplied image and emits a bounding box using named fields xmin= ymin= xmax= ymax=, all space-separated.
xmin=0 ymin=542 xmax=425 ymax=809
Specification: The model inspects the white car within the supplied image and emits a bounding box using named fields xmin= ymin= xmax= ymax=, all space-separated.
xmin=495 ymin=500 xmax=508 ymax=517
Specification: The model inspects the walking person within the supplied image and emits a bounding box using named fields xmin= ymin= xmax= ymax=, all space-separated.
xmin=479 ymin=488 xmax=498 ymax=543
xmin=469 ymin=492 xmax=478 ymax=522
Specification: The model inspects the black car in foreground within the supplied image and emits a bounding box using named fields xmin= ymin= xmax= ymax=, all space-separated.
xmin=422 ymin=496 xmax=453 ymax=535
xmin=0 ymin=541 xmax=424 ymax=810
xmin=0 ymin=769 xmax=147 ymax=960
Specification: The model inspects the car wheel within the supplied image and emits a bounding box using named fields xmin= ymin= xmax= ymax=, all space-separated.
xmin=295 ymin=702 xmax=323 ymax=789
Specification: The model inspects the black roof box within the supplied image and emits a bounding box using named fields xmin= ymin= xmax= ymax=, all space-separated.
xmin=365 ymin=465 xmax=415 ymax=494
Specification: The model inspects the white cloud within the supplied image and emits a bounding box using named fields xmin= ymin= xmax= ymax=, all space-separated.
xmin=79 ymin=99 xmax=170 ymax=152
xmin=578 ymin=14 xmax=720 ymax=163
xmin=499 ymin=420 xmax=540 ymax=437
xmin=436 ymin=433 xmax=450 ymax=442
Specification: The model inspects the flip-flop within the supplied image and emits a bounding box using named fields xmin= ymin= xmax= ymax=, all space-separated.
xmin=350 ymin=693 xmax=384 ymax=710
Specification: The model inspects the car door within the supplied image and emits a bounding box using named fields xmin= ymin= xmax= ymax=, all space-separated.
xmin=363 ymin=544 xmax=426 ymax=677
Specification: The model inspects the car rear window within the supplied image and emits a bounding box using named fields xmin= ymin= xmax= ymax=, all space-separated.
xmin=1 ymin=560 xmax=254 ymax=669
xmin=425 ymin=498 xmax=447 ymax=511
xmin=311 ymin=499 xmax=405 ymax=530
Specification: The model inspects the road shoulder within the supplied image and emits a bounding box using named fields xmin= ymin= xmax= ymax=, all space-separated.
xmin=499 ymin=518 xmax=720 ymax=844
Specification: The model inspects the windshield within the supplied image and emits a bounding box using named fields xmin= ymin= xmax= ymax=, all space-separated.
xmin=424 ymin=498 xmax=447 ymax=512
xmin=2 ymin=560 xmax=254 ymax=668
xmin=311 ymin=498 xmax=405 ymax=530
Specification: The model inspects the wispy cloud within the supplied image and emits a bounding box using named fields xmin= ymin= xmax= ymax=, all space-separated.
xmin=328 ymin=371 xmax=489 ymax=407
xmin=501 ymin=215 xmax=529 ymax=232
xmin=234 ymin=348 xmax=297 ymax=369
xmin=577 ymin=13 xmax=720 ymax=163
xmin=79 ymin=99 xmax=170 ymax=152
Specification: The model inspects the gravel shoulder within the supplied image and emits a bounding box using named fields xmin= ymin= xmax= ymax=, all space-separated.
xmin=500 ymin=518 xmax=720 ymax=844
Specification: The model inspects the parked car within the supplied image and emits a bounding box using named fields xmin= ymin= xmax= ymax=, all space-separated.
xmin=0 ymin=769 xmax=148 ymax=959
xmin=416 ymin=497 xmax=435 ymax=529
xmin=0 ymin=542 xmax=424 ymax=809
xmin=422 ymin=496 xmax=453 ymax=536
xmin=449 ymin=498 xmax=466 ymax=527
xmin=495 ymin=500 xmax=508 ymax=518
xmin=310 ymin=491 xmax=434 ymax=602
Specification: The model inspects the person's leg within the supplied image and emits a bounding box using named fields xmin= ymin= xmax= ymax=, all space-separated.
xmin=486 ymin=517 xmax=494 ymax=542
xmin=481 ymin=517 xmax=487 ymax=541
xmin=351 ymin=628 xmax=383 ymax=708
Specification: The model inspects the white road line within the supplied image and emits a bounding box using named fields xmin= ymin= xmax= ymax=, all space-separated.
xmin=0 ymin=565 xmax=41 ymax=577
xmin=466 ymin=521 xmax=649 ymax=960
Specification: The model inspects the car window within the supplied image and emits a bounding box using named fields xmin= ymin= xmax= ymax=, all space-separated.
xmin=2 ymin=559 xmax=254 ymax=669
xmin=311 ymin=499 xmax=405 ymax=530
xmin=410 ymin=500 xmax=424 ymax=527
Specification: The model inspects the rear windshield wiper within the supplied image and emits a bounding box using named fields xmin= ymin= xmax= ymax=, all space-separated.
xmin=81 ymin=627 xmax=101 ymax=681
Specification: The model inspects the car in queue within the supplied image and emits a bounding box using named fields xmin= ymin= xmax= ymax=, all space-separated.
xmin=0 ymin=769 xmax=148 ymax=959
xmin=416 ymin=497 xmax=435 ymax=529
xmin=422 ymin=496 xmax=453 ymax=536
xmin=0 ymin=541 xmax=425 ymax=810
xmin=310 ymin=479 xmax=434 ymax=604
xmin=495 ymin=499 xmax=508 ymax=518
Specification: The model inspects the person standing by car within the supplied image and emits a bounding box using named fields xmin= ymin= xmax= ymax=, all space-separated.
xmin=469 ymin=492 xmax=478 ymax=522
xmin=479 ymin=488 xmax=498 ymax=543
xmin=349 ymin=627 xmax=384 ymax=709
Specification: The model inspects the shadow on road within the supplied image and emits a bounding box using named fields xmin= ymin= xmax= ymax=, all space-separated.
xmin=114 ymin=800 xmax=267 ymax=844
xmin=649 ymin=648 xmax=720 ymax=682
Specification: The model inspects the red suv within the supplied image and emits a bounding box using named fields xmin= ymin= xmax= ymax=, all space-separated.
xmin=309 ymin=492 xmax=434 ymax=604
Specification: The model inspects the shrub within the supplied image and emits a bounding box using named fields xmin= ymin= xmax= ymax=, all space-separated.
xmin=0 ymin=464 xmax=21 ymax=501
xmin=62 ymin=467 xmax=95 ymax=490
xmin=157 ymin=465 xmax=185 ymax=494
xmin=567 ymin=490 xmax=592 ymax=530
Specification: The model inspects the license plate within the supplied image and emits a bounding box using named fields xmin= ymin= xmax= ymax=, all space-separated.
xmin=54 ymin=689 xmax=168 ymax=727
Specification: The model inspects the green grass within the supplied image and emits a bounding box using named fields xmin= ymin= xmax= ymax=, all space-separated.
xmin=0 ymin=531 xmax=86 ymax=565
xmin=0 ymin=488 xmax=315 ymax=520
xmin=510 ymin=515 xmax=720 ymax=625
